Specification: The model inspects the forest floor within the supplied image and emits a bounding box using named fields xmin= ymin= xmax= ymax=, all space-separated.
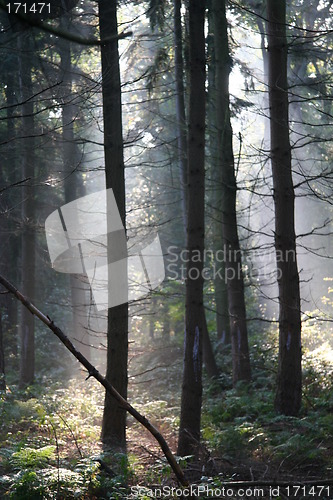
xmin=0 ymin=336 xmax=332 ymax=499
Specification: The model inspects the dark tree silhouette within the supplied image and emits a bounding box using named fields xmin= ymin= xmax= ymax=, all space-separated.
xmin=267 ymin=0 xmax=302 ymax=415
xmin=99 ymin=0 xmax=128 ymax=448
xmin=212 ymin=0 xmax=251 ymax=385
xmin=177 ymin=0 xmax=206 ymax=457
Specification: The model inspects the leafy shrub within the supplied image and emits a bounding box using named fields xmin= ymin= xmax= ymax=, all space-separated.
xmin=10 ymin=468 xmax=86 ymax=499
xmin=9 ymin=470 xmax=45 ymax=499
xmin=10 ymin=446 xmax=56 ymax=469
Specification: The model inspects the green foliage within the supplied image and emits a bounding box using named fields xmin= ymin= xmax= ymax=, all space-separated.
xmin=10 ymin=446 xmax=56 ymax=469
xmin=273 ymin=431 xmax=324 ymax=463
xmin=9 ymin=471 xmax=44 ymax=499
xmin=8 ymin=468 xmax=86 ymax=499
xmin=3 ymin=397 xmax=46 ymax=423
xmin=201 ymin=340 xmax=333 ymax=471
xmin=1 ymin=329 xmax=332 ymax=497
xmin=0 ymin=380 xmax=138 ymax=498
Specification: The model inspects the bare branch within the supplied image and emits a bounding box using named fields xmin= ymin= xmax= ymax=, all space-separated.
xmin=0 ymin=273 xmax=188 ymax=487
xmin=0 ymin=178 xmax=31 ymax=194
xmin=0 ymin=0 xmax=132 ymax=45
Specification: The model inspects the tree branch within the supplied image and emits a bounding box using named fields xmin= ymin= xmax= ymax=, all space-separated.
xmin=0 ymin=0 xmax=132 ymax=45
xmin=0 ymin=178 xmax=31 ymax=194
xmin=0 ymin=273 xmax=188 ymax=487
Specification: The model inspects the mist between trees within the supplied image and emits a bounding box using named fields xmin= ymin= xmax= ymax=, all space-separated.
xmin=0 ymin=0 xmax=332 ymax=496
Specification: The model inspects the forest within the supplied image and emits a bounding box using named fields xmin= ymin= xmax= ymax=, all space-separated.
xmin=0 ymin=0 xmax=332 ymax=498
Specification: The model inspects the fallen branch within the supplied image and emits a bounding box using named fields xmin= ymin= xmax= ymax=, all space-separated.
xmin=0 ymin=274 xmax=188 ymax=487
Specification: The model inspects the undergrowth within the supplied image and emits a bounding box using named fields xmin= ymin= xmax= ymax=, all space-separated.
xmin=0 ymin=322 xmax=332 ymax=498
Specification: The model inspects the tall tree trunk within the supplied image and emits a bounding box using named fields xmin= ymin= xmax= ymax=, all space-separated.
xmin=173 ymin=0 xmax=188 ymax=235
xmin=267 ymin=0 xmax=302 ymax=416
xmin=18 ymin=28 xmax=35 ymax=387
xmin=256 ymin=15 xmax=270 ymax=146
xmin=176 ymin=0 xmax=218 ymax=380
xmin=0 ymin=311 xmax=5 ymax=391
xmin=212 ymin=0 xmax=251 ymax=385
xmin=99 ymin=0 xmax=128 ymax=449
xmin=59 ymin=14 xmax=90 ymax=362
xmin=177 ymin=0 xmax=206 ymax=458
xmin=1 ymin=40 xmax=19 ymax=361
xmin=207 ymin=3 xmax=230 ymax=347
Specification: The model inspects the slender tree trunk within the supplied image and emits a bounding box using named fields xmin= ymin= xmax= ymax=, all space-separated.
xmin=59 ymin=14 xmax=90 ymax=362
xmin=149 ymin=296 xmax=156 ymax=340
xmin=163 ymin=302 xmax=171 ymax=340
xmin=256 ymin=16 xmax=270 ymax=146
xmin=177 ymin=0 xmax=206 ymax=457
xmin=7 ymin=297 xmax=18 ymax=358
xmin=212 ymin=0 xmax=251 ymax=385
xmin=0 ymin=311 xmax=5 ymax=391
xmin=18 ymin=28 xmax=35 ymax=387
xmin=99 ymin=0 xmax=128 ymax=448
xmin=176 ymin=0 xmax=218 ymax=379
xmin=202 ymin=315 xmax=219 ymax=378
xmin=207 ymin=4 xmax=230 ymax=347
xmin=174 ymin=0 xmax=188 ymax=234
xmin=214 ymin=272 xmax=230 ymax=346
xmin=267 ymin=0 xmax=302 ymax=416
xmin=0 ymin=191 xmax=9 ymax=386
xmin=2 ymin=45 xmax=19 ymax=361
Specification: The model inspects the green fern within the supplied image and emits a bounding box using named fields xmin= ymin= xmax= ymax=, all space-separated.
xmin=10 ymin=445 xmax=56 ymax=469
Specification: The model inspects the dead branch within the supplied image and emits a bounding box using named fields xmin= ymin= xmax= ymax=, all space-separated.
xmin=0 ymin=273 xmax=188 ymax=487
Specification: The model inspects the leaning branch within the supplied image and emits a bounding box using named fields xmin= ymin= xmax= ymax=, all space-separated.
xmin=0 ymin=274 xmax=187 ymax=487
xmin=0 ymin=178 xmax=31 ymax=194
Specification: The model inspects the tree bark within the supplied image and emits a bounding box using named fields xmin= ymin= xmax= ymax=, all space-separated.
xmin=149 ymin=295 xmax=156 ymax=340
xmin=162 ymin=302 xmax=171 ymax=340
xmin=18 ymin=27 xmax=35 ymax=387
xmin=207 ymin=4 xmax=230 ymax=347
xmin=0 ymin=311 xmax=5 ymax=391
xmin=177 ymin=0 xmax=206 ymax=458
xmin=202 ymin=315 xmax=219 ymax=378
xmin=174 ymin=0 xmax=188 ymax=235
xmin=1 ymin=31 xmax=19 ymax=361
xmin=267 ymin=0 xmax=302 ymax=416
xmin=212 ymin=0 xmax=251 ymax=385
xmin=99 ymin=0 xmax=128 ymax=449
xmin=256 ymin=15 xmax=270 ymax=146
xmin=59 ymin=13 xmax=90 ymax=363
